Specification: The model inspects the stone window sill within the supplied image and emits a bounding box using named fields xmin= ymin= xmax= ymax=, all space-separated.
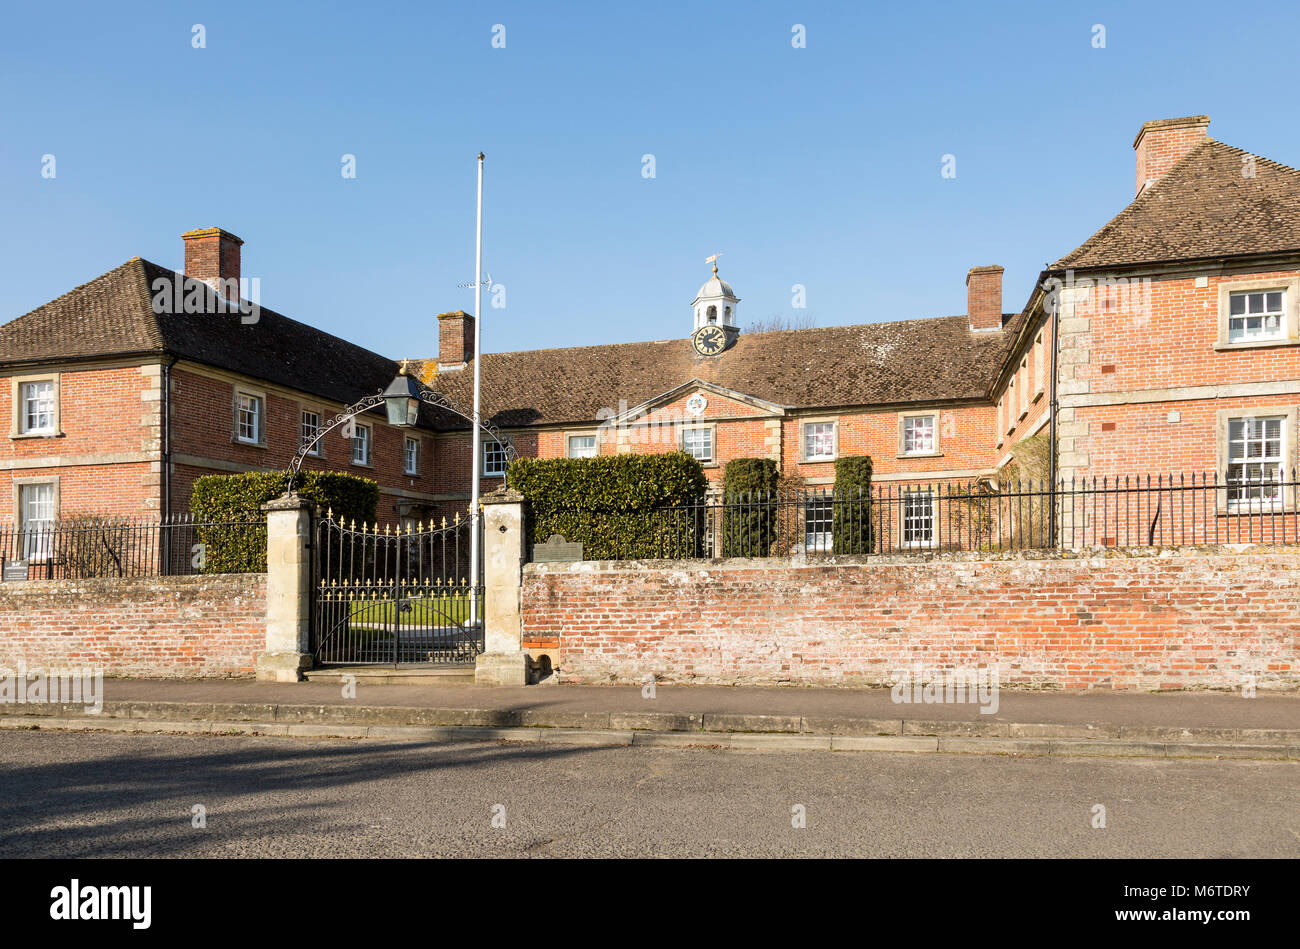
xmin=1213 ymin=338 xmax=1300 ymax=352
xmin=10 ymin=431 xmax=63 ymax=440
xmin=897 ymin=452 xmax=943 ymax=460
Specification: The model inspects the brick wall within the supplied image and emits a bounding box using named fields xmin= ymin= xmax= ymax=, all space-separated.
xmin=0 ymin=363 xmax=161 ymax=519
xmin=523 ymin=548 xmax=1300 ymax=691
xmin=170 ymin=365 xmax=445 ymax=524
xmin=1054 ymin=268 xmax=1300 ymax=483
xmin=0 ymin=573 xmax=266 ymax=677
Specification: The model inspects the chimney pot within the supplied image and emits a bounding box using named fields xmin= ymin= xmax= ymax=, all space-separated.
xmin=966 ymin=265 xmax=1004 ymax=332
xmin=1133 ymin=115 xmax=1210 ymax=195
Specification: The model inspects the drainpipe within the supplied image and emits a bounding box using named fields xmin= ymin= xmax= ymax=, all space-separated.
xmin=161 ymin=356 xmax=178 ymax=518
xmin=1047 ymin=283 xmax=1060 ymax=545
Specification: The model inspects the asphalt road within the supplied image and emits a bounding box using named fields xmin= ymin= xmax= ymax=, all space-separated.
xmin=0 ymin=730 xmax=1296 ymax=858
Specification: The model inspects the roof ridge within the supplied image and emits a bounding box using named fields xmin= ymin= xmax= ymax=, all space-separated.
xmin=1053 ymin=138 xmax=1300 ymax=271
xmin=135 ymin=257 xmax=405 ymax=368
xmin=404 ymin=313 xmax=977 ymax=363
xmin=130 ymin=257 xmax=167 ymax=350
xmin=1209 ymin=139 xmax=1300 ymax=180
xmin=1052 ymin=138 xmax=1218 ymax=268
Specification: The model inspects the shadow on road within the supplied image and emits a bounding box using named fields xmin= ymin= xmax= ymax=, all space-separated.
xmin=0 ymin=732 xmax=599 ymax=857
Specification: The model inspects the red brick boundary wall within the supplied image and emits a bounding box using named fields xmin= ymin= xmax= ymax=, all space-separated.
xmin=523 ymin=548 xmax=1300 ymax=691
xmin=0 ymin=574 xmax=266 ymax=678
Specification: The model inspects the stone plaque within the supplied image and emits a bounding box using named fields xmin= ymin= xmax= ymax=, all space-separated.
xmin=2 ymin=560 xmax=30 ymax=582
xmin=533 ymin=534 xmax=582 ymax=563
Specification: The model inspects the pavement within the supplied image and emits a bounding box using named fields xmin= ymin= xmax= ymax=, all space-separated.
xmin=3 ymin=729 xmax=1297 ymax=857
xmin=2 ymin=678 xmax=1298 ymax=759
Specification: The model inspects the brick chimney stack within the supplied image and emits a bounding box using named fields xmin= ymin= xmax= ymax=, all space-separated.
xmin=966 ymin=265 xmax=1004 ymax=332
xmin=181 ymin=227 xmax=243 ymax=294
xmin=1133 ymin=115 xmax=1210 ymax=195
xmin=437 ymin=310 xmax=476 ymax=369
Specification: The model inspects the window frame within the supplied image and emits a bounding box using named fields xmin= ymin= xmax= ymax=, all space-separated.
xmin=482 ymin=439 xmax=509 ymax=477
xmin=13 ymin=477 xmax=59 ymax=562
xmin=900 ymin=488 xmax=938 ymax=549
xmin=1215 ymin=406 xmax=1298 ymax=512
xmin=233 ymin=388 xmax=266 ymax=447
xmin=679 ymin=424 xmax=716 ymax=466
xmin=800 ymin=418 xmax=838 ymax=463
xmin=898 ymin=411 xmax=940 ymax=458
xmin=1216 ymin=277 xmax=1300 ymax=350
xmin=803 ymin=493 xmax=834 ymax=552
xmin=566 ymin=432 xmax=599 ymax=459
xmin=300 ymin=409 xmax=324 ymax=458
xmin=403 ymin=435 xmax=420 ymax=476
xmin=350 ymin=422 xmax=373 ymax=467
xmin=1018 ymin=358 xmax=1029 ymax=419
xmin=9 ymin=373 xmax=61 ymax=439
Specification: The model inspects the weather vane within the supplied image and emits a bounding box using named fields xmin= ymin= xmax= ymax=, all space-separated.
xmin=705 ymin=253 xmax=722 ymax=275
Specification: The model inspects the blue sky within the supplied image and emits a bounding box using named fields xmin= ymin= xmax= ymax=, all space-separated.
xmin=3 ymin=1 xmax=1299 ymax=360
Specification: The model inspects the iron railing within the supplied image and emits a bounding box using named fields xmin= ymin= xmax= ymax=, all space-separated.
xmin=0 ymin=513 xmax=267 ymax=579
xmin=533 ymin=472 xmax=1300 ymax=561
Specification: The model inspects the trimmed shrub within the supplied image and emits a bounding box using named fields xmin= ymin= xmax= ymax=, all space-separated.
xmin=831 ymin=455 xmax=873 ymax=554
xmin=507 ymin=452 xmax=707 ymax=559
xmin=189 ymin=471 xmax=379 ymax=573
xmin=720 ymin=458 xmax=778 ymax=557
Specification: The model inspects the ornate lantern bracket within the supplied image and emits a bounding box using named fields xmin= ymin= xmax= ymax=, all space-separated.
xmin=283 ymin=375 xmax=516 ymax=494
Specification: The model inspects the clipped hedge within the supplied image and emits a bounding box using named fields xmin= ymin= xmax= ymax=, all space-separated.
xmin=189 ymin=471 xmax=379 ymax=573
xmin=507 ymin=452 xmax=707 ymax=559
xmin=720 ymin=458 xmax=778 ymax=557
xmin=831 ymin=455 xmax=873 ymax=554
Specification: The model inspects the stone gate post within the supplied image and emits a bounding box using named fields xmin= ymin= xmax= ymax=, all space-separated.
xmin=474 ymin=488 xmax=530 ymax=686
xmin=256 ymin=493 xmax=315 ymax=682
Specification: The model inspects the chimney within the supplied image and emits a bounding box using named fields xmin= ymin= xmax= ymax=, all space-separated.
xmin=437 ymin=310 xmax=476 ymax=369
xmin=966 ymin=265 xmax=1004 ymax=332
xmin=1133 ymin=115 xmax=1210 ymax=195
xmin=181 ymin=227 xmax=243 ymax=295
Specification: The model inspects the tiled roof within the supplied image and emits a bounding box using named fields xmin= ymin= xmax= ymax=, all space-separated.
xmin=1054 ymin=140 xmax=1300 ymax=270
xmin=0 ymin=256 xmax=1016 ymax=431
xmin=411 ymin=316 xmax=1012 ymax=429
xmin=0 ymin=258 xmax=410 ymax=414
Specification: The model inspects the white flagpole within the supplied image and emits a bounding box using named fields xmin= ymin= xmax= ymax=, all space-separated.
xmin=469 ymin=152 xmax=485 ymax=626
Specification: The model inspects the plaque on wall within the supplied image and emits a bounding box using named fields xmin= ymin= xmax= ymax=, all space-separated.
xmin=2 ymin=560 xmax=30 ymax=582
xmin=533 ymin=535 xmax=583 ymax=563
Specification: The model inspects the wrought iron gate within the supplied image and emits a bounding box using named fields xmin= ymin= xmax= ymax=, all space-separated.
xmin=311 ymin=511 xmax=484 ymax=666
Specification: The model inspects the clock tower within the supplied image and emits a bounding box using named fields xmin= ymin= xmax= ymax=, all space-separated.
xmin=690 ymin=257 xmax=740 ymax=355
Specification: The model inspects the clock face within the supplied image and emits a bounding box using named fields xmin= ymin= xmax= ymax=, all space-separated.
xmin=692 ymin=324 xmax=726 ymax=356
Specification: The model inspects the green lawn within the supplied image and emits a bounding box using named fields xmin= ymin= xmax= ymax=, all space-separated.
xmin=347 ymin=593 xmax=475 ymax=627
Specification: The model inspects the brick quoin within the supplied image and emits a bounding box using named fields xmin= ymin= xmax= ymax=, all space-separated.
xmin=523 ymin=551 xmax=1299 ymax=691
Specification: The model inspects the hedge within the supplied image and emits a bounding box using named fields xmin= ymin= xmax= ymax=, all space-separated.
xmin=831 ymin=456 xmax=873 ymax=554
xmin=189 ymin=471 xmax=379 ymax=573
xmin=507 ymin=452 xmax=707 ymax=559
xmin=720 ymin=458 xmax=778 ymax=557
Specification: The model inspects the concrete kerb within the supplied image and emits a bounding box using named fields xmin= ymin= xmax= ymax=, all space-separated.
xmin=1 ymin=701 xmax=1297 ymax=759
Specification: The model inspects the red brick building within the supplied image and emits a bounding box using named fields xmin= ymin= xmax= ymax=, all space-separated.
xmin=3 ymin=116 xmax=1298 ymax=550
